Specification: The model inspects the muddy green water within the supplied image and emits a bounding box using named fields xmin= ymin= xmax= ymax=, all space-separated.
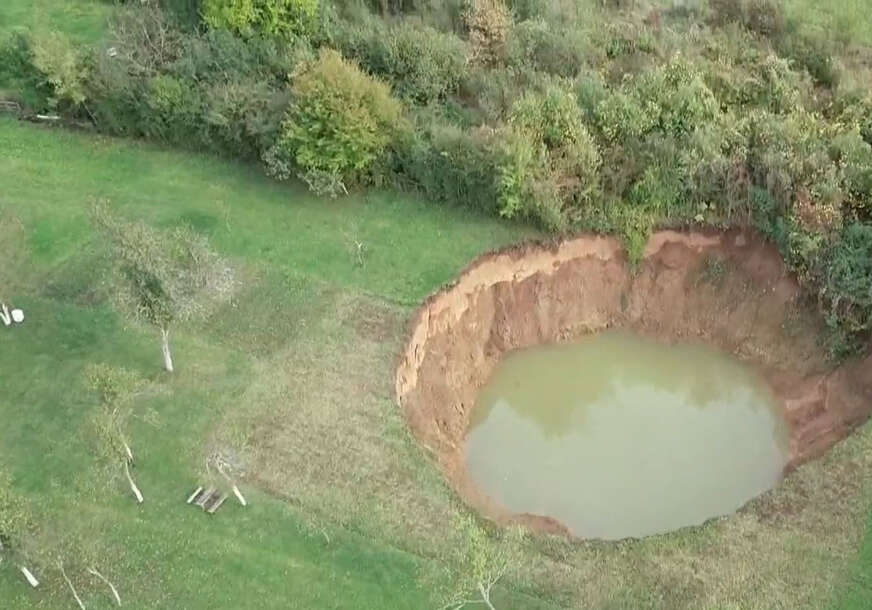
xmin=465 ymin=331 xmax=790 ymax=540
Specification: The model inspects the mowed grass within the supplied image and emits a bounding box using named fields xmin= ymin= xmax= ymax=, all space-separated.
xmin=0 ymin=0 xmax=111 ymax=43
xmin=0 ymin=117 xmax=540 ymax=609
xmin=1 ymin=117 xmax=872 ymax=610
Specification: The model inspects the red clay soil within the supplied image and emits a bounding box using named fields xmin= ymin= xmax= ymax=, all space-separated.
xmin=395 ymin=229 xmax=872 ymax=536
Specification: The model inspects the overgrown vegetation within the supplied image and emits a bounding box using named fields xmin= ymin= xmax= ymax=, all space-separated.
xmin=3 ymin=0 xmax=868 ymax=355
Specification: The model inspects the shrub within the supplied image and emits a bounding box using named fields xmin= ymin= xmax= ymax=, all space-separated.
xmin=265 ymin=49 xmax=404 ymax=192
xmin=332 ymin=17 xmax=466 ymax=104
xmin=0 ymin=31 xmax=51 ymax=110
xmin=463 ymin=0 xmax=512 ymax=66
xmin=141 ymin=74 xmax=204 ymax=143
xmin=710 ymin=0 xmax=786 ymax=39
xmin=202 ymin=0 xmax=320 ymax=37
xmin=509 ymin=86 xmax=584 ymax=149
xmin=394 ymin=121 xmax=502 ymax=214
xmin=777 ymin=27 xmax=839 ymax=88
xmin=823 ymin=223 xmax=872 ymax=339
xmin=505 ymin=19 xmax=590 ymax=78
xmin=29 ymin=30 xmax=89 ymax=110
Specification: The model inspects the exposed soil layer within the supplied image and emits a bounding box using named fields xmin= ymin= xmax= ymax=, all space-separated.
xmin=395 ymin=230 xmax=872 ymax=536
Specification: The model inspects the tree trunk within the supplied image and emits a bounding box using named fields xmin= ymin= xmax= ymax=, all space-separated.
xmin=160 ymin=328 xmax=173 ymax=373
xmin=59 ymin=562 xmax=86 ymax=610
xmin=124 ymin=460 xmax=144 ymax=504
xmin=87 ymin=567 xmax=122 ymax=606
xmin=478 ymin=582 xmax=496 ymax=610
xmin=20 ymin=566 xmax=39 ymax=587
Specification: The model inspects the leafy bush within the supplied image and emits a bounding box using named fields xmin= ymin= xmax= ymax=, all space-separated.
xmin=29 ymin=30 xmax=89 ymax=110
xmin=505 ymin=19 xmax=591 ymax=78
xmin=202 ymin=0 xmax=320 ymax=37
xmin=510 ymin=86 xmax=583 ymax=149
xmin=264 ymin=49 xmax=404 ymax=192
xmin=463 ymin=0 xmax=512 ymax=66
xmin=776 ymin=27 xmax=839 ymax=88
xmin=0 ymin=32 xmax=51 ymax=110
xmin=709 ymin=0 xmax=786 ymax=39
xmin=332 ymin=17 xmax=466 ymax=104
xmin=822 ymin=222 xmax=872 ymax=341
xmin=394 ymin=121 xmax=503 ymax=214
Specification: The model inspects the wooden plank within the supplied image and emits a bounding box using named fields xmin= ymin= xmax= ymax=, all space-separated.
xmin=195 ymin=487 xmax=215 ymax=508
xmin=186 ymin=486 xmax=203 ymax=504
xmin=206 ymin=494 xmax=228 ymax=515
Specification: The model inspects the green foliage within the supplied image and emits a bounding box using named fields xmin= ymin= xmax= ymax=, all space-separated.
xmin=710 ymin=0 xmax=786 ymax=39
xmin=266 ymin=49 xmax=404 ymax=191
xmin=823 ymin=223 xmax=872 ymax=340
xmin=202 ymin=0 xmax=320 ymax=37
xmin=463 ymin=0 xmax=512 ymax=66
xmin=333 ymin=18 xmax=467 ymax=104
xmin=510 ymin=86 xmax=584 ymax=149
xmin=142 ymin=73 xmax=204 ymax=142
xmin=425 ymin=514 xmax=524 ymax=609
xmin=28 ymin=29 xmax=88 ymax=109
xmin=505 ymin=19 xmax=591 ymax=78
xmin=92 ymin=205 xmax=235 ymax=331
xmin=85 ymin=363 xmax=148 ymax=464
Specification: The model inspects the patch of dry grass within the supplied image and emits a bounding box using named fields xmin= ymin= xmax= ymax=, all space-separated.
xmin=208 ymin=279 xmax=872 ymax=608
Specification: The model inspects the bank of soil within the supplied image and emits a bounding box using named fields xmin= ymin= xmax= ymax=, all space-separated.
xmin=395 ymin=230 xmax=872 ymax=536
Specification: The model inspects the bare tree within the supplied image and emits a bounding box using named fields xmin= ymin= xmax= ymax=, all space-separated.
xmin=92 ymin=205 xmax=235 ymax=372
xmin=86 ymin=363 xmax=149 ymax=503
xmin=427 ymin=515 xmax=524 ymax=610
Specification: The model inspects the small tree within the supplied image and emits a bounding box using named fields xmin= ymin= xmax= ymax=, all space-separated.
xmin=263 ymin=49 xmax=404 ymax=196
xmin=427 ymin=515 xmax=523 ymax=610
xmin=93 ymin=206 xmax=235 ymax=372
xmin=86 ymin=363 xmax=149 ymax=503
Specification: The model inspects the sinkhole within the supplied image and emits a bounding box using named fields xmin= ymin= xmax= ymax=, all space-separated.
xmin=396 ymin=230 xmax=872 ymax=539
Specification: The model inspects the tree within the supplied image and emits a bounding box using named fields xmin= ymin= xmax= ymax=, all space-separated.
xmin=426 ymin=515 xmax=523 ymax=610
xmin=86 ymin=363 xmax=149 ymax=503
xmin=263 ymin=49 xmax=404 ymax=196
xmin=92 ymin=206 xmax=235 ymax=372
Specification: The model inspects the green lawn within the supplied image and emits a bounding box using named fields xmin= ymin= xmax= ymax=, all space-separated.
xmin=1 ymin=117 xmax=871 ymax=608
xmin=0 ymin=0 xmax=111 ymax=43
xmin=0 ymin=118 xmax=540 ymax=609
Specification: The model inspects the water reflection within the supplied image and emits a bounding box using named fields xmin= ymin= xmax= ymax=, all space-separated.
xmin=465 ymin=332 xmax=789 ymax=539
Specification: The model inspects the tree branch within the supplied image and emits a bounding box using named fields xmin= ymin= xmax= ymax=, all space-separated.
xmin=59 ymin=562 xmax=86 ymax=610
xmin=87 ymin=567 xmax=122 ymax=606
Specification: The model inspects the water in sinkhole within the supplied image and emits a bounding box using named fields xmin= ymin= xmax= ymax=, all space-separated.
xmin=464 ymin=331 xmax=790 ymax=539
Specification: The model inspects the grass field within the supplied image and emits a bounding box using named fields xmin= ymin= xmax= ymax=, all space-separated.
xmin=1 ymin=118 xmax=871 ymax=609
xmin=0 ymin=117 xmax=543 ymax=608
xmin=0 ymin=0 xmax=111 ymax=42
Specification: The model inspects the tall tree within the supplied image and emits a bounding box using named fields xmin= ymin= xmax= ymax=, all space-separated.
xmin=92 ymin=206 xmax=235 ymax=372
